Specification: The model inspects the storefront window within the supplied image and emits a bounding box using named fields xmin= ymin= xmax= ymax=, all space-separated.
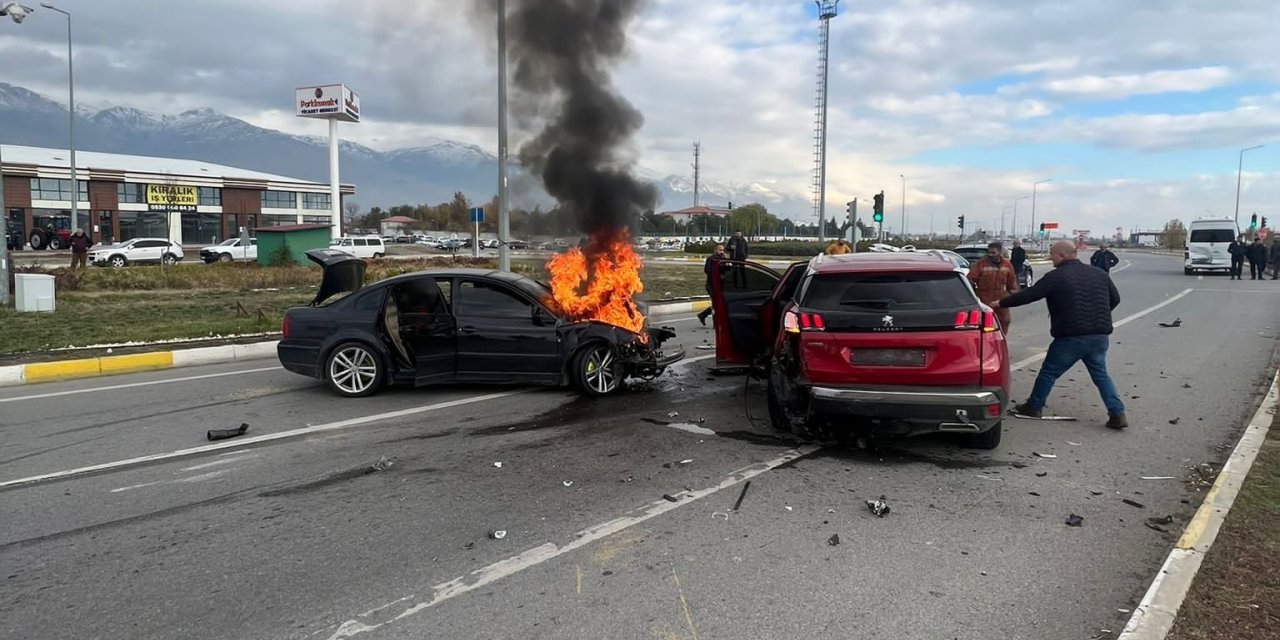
xmin=31 ymin=178 xmax=88 ymax=201
xmin=302 ymin=215 xmax=330 ymax=225
xmin=97 ymin=210 xmax=115 ymax=244
xmin=180 ymin=212 xmax=221 ymax=245
xmin=261 ymin=191 xmax=297 ymax=209
xmin=118 ymin=211 xmax=168 ymax=241
xmin=302 ymin=193 xmax=331 ymax=210
xmin=199 ymin=187 xmax=222 ymax=206
xmin=117 ymin=183 xmax=147 ymax=204
xmin=7 ymin=208 xmax=24 ymax=243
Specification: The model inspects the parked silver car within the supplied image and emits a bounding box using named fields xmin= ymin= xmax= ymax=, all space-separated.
xmin=89 ymin=238 xmax=185 ymax=267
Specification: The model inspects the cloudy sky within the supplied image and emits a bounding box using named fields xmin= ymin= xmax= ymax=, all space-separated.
xmin=3 ymin=0 xmax=1279 ymax=235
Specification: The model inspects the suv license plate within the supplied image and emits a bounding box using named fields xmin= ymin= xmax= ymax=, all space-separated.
xmin=851 ymin=348 xmax=926 ymax=367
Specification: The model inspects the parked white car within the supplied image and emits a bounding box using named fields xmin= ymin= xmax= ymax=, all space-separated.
xmin=330 ymin=235 xmax=386 ymax=259
xmin=90 ymin=238 xmax=185 ymax=267
xmin=199 ymin=237 xmax=258 ymax=263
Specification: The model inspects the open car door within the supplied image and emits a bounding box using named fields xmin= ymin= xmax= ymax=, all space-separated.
xmin=709 ymin=259 xmax=781 ymax=368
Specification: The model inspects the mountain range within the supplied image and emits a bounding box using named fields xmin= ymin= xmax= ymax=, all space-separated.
xmin=0 ymin=83 xmax=811 ymax=217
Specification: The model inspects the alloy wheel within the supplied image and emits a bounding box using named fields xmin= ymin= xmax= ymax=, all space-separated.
xmin=328 ymin=346 xmax=379 ymax=395
xmin=583 ymin=346 xmax=619 ymax=395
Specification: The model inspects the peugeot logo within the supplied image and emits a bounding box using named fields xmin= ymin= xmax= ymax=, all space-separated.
xmin=881 ymin=315 xmax=895 ymax=327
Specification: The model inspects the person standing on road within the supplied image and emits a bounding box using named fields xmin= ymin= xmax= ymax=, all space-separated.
xmin=967 ymin=241 xmax=1019 ymax=335
xmin=1246 ymin=236 xmax=1267 ymax=280
xmin=725 ymin=230 xmax=750 ymax=288
xmin=698 ymin=244 xmax=727 ymax=325
xmin=991 ymin=240 xmax=1127 ymax=429
xmin=824 ymin=238 xmax=851 ymax=255
xmin=1228 ymin=235 xmax=1248 ymax=280
xmin=1010 ymin=240 xmax=1027 ymax=272
xmin=1269 ymin=240 xmax=1280 ymax=280
xmin=1090 ymin=244 xmax=1120 ymax=272
xmin=69 ymin=228 xmax=92 ymax=269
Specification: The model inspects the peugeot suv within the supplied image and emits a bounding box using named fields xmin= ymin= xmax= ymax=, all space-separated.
xmin=709 ymin=252 xmax=1011 ymax=449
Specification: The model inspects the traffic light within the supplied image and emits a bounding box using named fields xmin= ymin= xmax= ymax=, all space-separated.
xmin=846 ymin=201 xmax=854 ymax=217
xmin=1250 ymin=213 xmax=1258 ymax=229
xmin=872 ymin=192 xmax=884 ymax=223
xmin=1038 ymin=222 xmax=1046 ymax=238
xmin=1263 ymin=216 xmax=1269 ymax=229
xmin=957 ymin=215 xmax=965 ymax=229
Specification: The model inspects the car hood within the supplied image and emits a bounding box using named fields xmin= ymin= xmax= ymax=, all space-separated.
xmin=307 ymin=249 xmax=367 ymax=306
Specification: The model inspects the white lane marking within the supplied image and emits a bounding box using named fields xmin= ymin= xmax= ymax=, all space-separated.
xmin=1007 ymin=288 xmax=1194 ymax=371
xmin=110 ymin=468 xmax=233 ymax=493
xmin=0 ymin=389 xmax=532 ymax=490
xmin=109 ymin=480 xmax=165 ymax=493
xmin=1112 ymin=261 xmax=1133 ymax=274
xmin=666 ymin=422 xmax=717 ymax=436
xmin=324 ymin=445 xmax=820 ymax=640
xmin=180 ymin=454 xmax=258 ymax=472
xmin=0 ymin=366 xmax=283 ymax=404
xmin=660 ymin=316 xmax=701 ymax=324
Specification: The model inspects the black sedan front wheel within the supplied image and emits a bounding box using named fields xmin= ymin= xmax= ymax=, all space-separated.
xmin=326 ymin=342 xmax=384 ymax=397
xmin=574 ymin=344 xmax=622 ymax=396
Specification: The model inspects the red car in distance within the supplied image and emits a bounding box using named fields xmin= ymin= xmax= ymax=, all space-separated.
xmin=709 ymin=252 xmax=1011 ymax=449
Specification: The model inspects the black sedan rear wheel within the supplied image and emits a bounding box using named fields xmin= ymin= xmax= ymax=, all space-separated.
xmin=326 ymin=342 xmax=384 ymax=397
xmin=574 ymin=344 xmax=622 ymax=396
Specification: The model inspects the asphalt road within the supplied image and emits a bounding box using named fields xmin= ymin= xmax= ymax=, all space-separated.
xmin=2 ymin=251 xmax=1278 ymax=640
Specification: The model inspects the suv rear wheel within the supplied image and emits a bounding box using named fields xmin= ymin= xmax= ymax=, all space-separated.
xmin=965 ymin=422 xmax=1002 ymax=449
xmin=109 ymin=255 xmax=127 ymax=268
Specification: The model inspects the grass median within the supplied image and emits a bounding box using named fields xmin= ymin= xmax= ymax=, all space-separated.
xmin=1 ymin=258 xmax=708 ymax=362
xmin=1167 ymin=410 xmax=1279 ymax=640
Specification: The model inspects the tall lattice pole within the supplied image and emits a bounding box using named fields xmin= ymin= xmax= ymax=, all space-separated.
xmin=692 ymin=142 xmax=701 ymax=208
xmin=812 ymin=1 xmax=839 ymax=242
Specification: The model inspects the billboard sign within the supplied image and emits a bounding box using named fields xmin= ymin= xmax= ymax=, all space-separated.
xmin=145 ymin=184 xmax=198 ymax=212
xmin=296 ymin=84 xmax=360 ymax=123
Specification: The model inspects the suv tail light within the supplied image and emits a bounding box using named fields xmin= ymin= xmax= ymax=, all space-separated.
xmin=954 ymin=309 xmax=998 ymax=333
xmin=784 ymin=310 xmax=826 ymax=333
xmin=281 ymin=314 xmax=290 ymax=339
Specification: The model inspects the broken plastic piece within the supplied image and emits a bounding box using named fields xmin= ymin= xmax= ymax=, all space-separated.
xmin=1036 ymin=472 xmax=1048 ymax=477
xmin=493 ymin=462 xmax=503 ymax=468
xmin=1033 ymin=452 xmax=1057 ymax=459
xmin=1141 ymin=476 xmax=1175 ymax=480
xmin=562 ymin=480 xmax=573 ymax=487
xmin=1168 ymin=417 xmax=1180 ymax=425
xmin=827 ymin=534 xmax=841 ymax=546
xmin=679 ymin=459 xmax=693 ymax=465
xmin=1065 ymin=514 xmax=1084 ymax=527
xmin=489 ymin=530 xmax=507 ymax=540
xmin=206 ymin=423 xmax=249 ymax=441
xmin=731 ymin=481 xmax=751 ymax=511
xmin=1121 ymin=498 xmax=1145 ymax=509
xmin=667 ymin=411 xmax=679 ymax=418
xmin=662 ymin=494 xmax=679 ymax=503
xmin=866 ymin=496 xmax=890 ymax=517
xmin=784 ymin=505 xmax=793 ymax=512
xmin=1157 ymin=318 xmax=1181 ymax=328
xmin=370 ymin=456 xmax=394 ymax=471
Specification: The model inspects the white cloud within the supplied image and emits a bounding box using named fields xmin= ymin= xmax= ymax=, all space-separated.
xmin=1037 ymin=66 xmax=1235 ymax=100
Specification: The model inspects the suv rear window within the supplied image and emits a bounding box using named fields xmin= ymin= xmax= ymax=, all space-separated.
xmin=801 ymin=272 xmax=975 ymax=311
xmin=1189 ymin=229 xmax=1234 ymax=243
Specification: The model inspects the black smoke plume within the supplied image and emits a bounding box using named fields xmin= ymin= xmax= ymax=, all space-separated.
xmin=492 ymin=0 xmax=656 ymax=240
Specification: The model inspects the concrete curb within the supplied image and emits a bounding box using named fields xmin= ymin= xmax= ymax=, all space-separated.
xmin=1116 ymin=369 xmax=1280 ymax=639
xmin=0 ymin=300 xmax=708 ymax=387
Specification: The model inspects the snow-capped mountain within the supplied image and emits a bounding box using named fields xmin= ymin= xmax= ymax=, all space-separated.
xmin=0 ymin=83 xmax=811 ymax=217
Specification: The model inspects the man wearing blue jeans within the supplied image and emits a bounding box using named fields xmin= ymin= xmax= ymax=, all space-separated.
xmin=991 ymin=240 xmax=1127 ymax=429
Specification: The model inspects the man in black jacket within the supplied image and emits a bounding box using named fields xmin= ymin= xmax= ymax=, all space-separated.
xmin=725 ymin=230 xmax=750 ymax=288
xmin=1227 ymin=235 xmax=1248 ymax=280
xmin=1246 ymin=236 xmax=1267 ymax=280
xmin=991 ymin=240 xmax=1127 ymax=428
xmin=1089 ymin=244 xmax=1120 ymax=272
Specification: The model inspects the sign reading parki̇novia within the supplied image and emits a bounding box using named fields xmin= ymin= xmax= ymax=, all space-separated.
xmin=295 ymin=84 xmax=360 ymax=123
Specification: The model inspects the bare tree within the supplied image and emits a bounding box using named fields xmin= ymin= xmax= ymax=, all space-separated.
xmin=344 ymin=200 xmax=360 ymax=222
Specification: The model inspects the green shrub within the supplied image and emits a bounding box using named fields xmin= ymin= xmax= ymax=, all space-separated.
xmin=268 ymin=243 xmax=296 ymax=267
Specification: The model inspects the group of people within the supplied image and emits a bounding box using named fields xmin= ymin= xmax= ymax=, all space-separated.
xmin=1228 ymin=235 xmax=1280 ymax=280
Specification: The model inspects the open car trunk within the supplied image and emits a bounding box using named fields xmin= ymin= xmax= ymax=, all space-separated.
xmin=307 ymin=249 xmax=367 ymax=306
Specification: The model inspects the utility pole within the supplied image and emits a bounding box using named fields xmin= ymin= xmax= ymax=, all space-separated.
xmin=811 ymin=0 xmax=839 ymax=242
xmin=692 ymin=142 xmax=700 ymax=208
xmin=496 ymin=0 xmax=511 ymax=272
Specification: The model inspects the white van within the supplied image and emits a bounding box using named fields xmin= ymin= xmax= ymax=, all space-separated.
xmin=1184 ymin=219 xmax=1238 ymax=275
xmin=330 ymin=235 xmax=386 ymax=259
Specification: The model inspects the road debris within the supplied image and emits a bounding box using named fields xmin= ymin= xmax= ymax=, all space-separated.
xmin=695 ymin=345 xmax=714 ymax=350
xmin=711 ymin=511 xmax=729 ymax=520
xmin=679 ymin=459 xmax=693 ymax=465
xmin=827 ymin=534 xmax=841 ymax=546
xmin=1067 ymin=441 xmax=1081 ymax=446
xmin=206 ymin=423 xmax=249 ymax=441
xmin=667 ymin=411 xmax=680 ymax=418
xmin=493 ymin=461 xmax=503 ymax=468
xmin=370 ymin=456 xmax=394 ymax=471
xmin=1141 ymin=476 xmax=1175 ymax=480
xmin=784 ymin=505 xmax=793 ymax=512
xmin=1168 ymin=417 xmax=1181 ymax=425
xmin=662 ymin=494 xmax=680 ymax=503
xmin=1157 ymin=318 xmax=1181 ymax=328
xmin=1029 ymin=492 xmax=1041 ymax=496
xmin=1033 ymin=452 xmax=1057 ymax=459
xmin=866 ymin=496 xmax=891 ymax=517
xmin=1036 ymin=472 xmax=1049 ymax=477
xmin=489 ymin=530 xmax=507 ymax=540
xmin=562 ymin=480 xmax=574 ymax=487
xmin=462 ymin=541 xmax=474 ymax=550
xmin=731 ymin=481 xmax=751 ymax=511
xmin=1121 ymin=498 xmax=1145 ymax=509
xmin=1147 ymin=515 xmax=1174 ymax=527
xmin=1065 ymin=514 xmax=1084 ymax=527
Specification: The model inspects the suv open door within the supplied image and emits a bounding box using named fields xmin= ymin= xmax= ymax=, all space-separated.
xmin=708 ymin=260 xmax=781 ymax=368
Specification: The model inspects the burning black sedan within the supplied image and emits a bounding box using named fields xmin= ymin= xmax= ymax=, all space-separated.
xmin=277 ymin=250 xmax=684 ymax=398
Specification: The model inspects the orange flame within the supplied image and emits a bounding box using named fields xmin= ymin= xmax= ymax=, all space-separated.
xmin=546 ymin=230 xmax=646 ymax=334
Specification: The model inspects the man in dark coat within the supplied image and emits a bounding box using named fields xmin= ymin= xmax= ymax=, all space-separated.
xmin=69 ymin=228 xmax=93 ymax=269
xmin=1089 ymin=244 xmax=1120 ymax=272
xmin=698 ymin=244 xmax=726 ymax=325
xmin=724 ymin=230 xmax=749 ymax=287
xmin=1246 ymin=236 xmax=1267 ymax=280
xmin=992 ymin=240 xmax=1126 ymax=429
xmin=1227 ymin=235 xmax=1248 ymax=280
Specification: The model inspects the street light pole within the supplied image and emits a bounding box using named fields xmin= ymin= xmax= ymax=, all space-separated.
xmin=41 ymin=3 xmax=78 ymax=234
xmin=1233 ymin=145 xmax=1263 ymax=227
xmin=1011 ymin=196 xmax=1028 ymax=240
xmin=899 ymin=174 xmax=906 ymax=237
xmin=1030 ymin=178 xmax=1051 ymax=238
xmin=496 ymin=0 xmax=511 ymax=272
xmin=1000 ymin=207 xmax=1011 ymax=237
xmin=1 ymin=2 xmax=37 ymax=306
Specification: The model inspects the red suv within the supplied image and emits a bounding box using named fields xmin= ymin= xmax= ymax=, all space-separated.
xmin=709 ymin=252 xmax=1011 ymax=449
